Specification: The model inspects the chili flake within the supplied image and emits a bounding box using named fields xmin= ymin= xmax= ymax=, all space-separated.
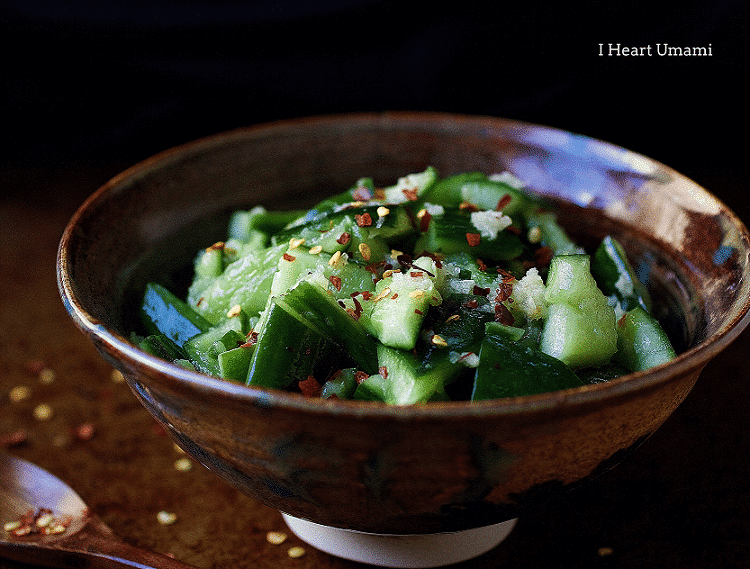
xmin=354 ymin=371 xmax=370 ymax=384
xmin=355 ymin=213 xmax=373 ymax=227
xmin=329 ymin=275 xmax=343 ymax=292
xmin=401 ymin=188 xmax=418 ymax=201
xmin=299 ymin=375 xmax=322 ymax=397
xmin=282 ymin=252 xmax=296 ymax=262
xmin=379 ymin=366 xmax=389 ymax=379
xmin=336 ymin=232 xmax=351 ymax=245
xmin=496 ymin=194 xmax=513 ymax=211
xmin=466 ymin=233 xmax=481 ymax=247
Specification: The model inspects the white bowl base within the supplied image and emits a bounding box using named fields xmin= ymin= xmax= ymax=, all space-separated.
xmin=281 ymin=513 xmax=518 ymax=568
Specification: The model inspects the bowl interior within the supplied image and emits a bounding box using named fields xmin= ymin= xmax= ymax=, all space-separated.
xmin=62 ymin=112 xmax=750 ymax=401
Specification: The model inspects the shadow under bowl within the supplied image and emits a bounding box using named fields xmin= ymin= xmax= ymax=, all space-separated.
xmin=57 ymin=112 xmax=750 ymax=535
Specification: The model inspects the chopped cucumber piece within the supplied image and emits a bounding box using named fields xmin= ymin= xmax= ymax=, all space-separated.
xmin=540 ymin=255 xmax=618 ymax=368
xmin=472 ymin=335 xmax=584 ymax=400
xmin=613 ymin=306 xmax=676 ymax=372
xmin=141 ymin=282 xmax=212 ymax=346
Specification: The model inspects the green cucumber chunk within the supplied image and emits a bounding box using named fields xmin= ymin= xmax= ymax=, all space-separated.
xmin=591 ymin=235 xmax=652 ymax=312
xmin=613 ymin=306 xmax=676 ymax=372
xmin=354 ymin=344 xmax=446 ymax=405
xmin=282 ymin=279 xmax=378 ymax=374
xmin=245 ymin=298 xmax=343 ymax=389
xmin=140 ymin=282 xmax=212 ymax=346
xmin=183 ymin=315 xmax=248 ymax=376
xmin=540 ymin=255 xmax=618 ymax=368
xmin=472 ymin=335 xmax=584 ymax=400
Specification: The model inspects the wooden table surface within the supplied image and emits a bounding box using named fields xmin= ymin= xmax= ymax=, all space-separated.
xmin=2 ymin=163 xmax=749 ymax=569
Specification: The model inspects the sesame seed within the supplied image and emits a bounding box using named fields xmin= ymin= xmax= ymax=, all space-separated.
xmin=287 ymin=546 xmax=306 ymax=558
xmin=328 ymin=251 xmax=342 ymax=266
xmin=4 ymin=521 xmax=21 ymax=532
xmin=36 ymin=513 xmax=54 ymax=528
xmin=157 ymin=511 xmax=177 ymax=525
xmin=47 ymin=524 xmax=67 ymax=535
xmin=288 ymin=237 xmax=305 ymax=249
xmin=111 ymin=369 xmax=125 ymax=383
xmin=409 ymin=289 xmax=425 ymax=298
xmin=431 ymin=335 xmax=448 ymax=348
xmin=33 ymin=403 xmax=53 ymax=421
xmin=358 ymin=243 xmax=372 ymax=261
xmin=528 ymin=226 xmax=542 ymax=244
xmin=39 ymin=368 xmax=56 ymax=384
xmin=266 ymin=531 xmax=288 ymax=545
xmin=309 ymin=245 xmax=323 ymax=255
xmin=9 ymin=385 xmax=31 ymax=403
xmin=226 ymin=304 xmax=242 ymax=318
xmin=376 ymin=206 xmax=390 ymax=217
xmin=174 ymin=457 xmax=192 ymax=472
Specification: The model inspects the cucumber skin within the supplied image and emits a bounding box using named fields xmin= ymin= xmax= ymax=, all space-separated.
xmin=141 ymin=282 xmax=212 ymax=346
xmin=613 ymin=306 xmax=676 ymax=372
xmin=245 ymin=299 xmax=340 ymax=390
xmin=472 ymin=335 xmax=584 ymax=400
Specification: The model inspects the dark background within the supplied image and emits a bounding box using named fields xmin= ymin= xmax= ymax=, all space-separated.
xmin=2 ymin=2 xmax=750 ymax=568
xmin=3 ymin=0 xmax=748 ymax=206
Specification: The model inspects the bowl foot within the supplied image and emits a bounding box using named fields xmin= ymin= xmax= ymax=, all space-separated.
xmin=281 ymin=513 xmax=518 ymax=567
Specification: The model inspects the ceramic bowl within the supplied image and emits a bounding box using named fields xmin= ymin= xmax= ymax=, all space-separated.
xmin=57 ymin=113 xmax=750 ymax=557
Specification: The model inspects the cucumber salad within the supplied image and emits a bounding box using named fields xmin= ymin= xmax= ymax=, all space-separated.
xmin=135 ymin=167 xmax=676 ymax=403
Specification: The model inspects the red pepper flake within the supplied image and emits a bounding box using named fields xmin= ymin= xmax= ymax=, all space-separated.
xmin=74 ymin=422 xmax=95 ymax=441
xmin=472 ymin=285 xmax=490 ymax=297
xmin=355 ymin=213 xmax=373 ymax=227
xmin=360 ymin=290 xmax=374 ymax=301
xmin=378 ymin=366 xmax=389 ymax=379
xmin=476 ymin=258 xmax=487 ymax=272
xmin=497 ymin=267 xmax=515 ymax=282
xmin=466 ymin=233 xmax=481 ymax=247
xmin=243 ymin=331 xmax=259 ymax=346
xmin=414 ymin=309 xmax=423 ymax=316
xmin=329 ymin=275 xmax=343 ymax=292
xmin=494 ymin=303 xmax=515 ymax=325
xmin=282 ymin=252 xmax=296 ymax=262
xmin=534 ymin=246 xmax=554 ymax=267
xmin=459 ymin=201 xmax=480 ymax=212
xmin=352 ymin=186 xmax=373 ymax=201
xmin=298 ymin=375 xmax=322 ymax=397
xmin=354 ymin=371 xmax=370 ymax=384
xmin=196 ymin=297 xmax=204 ymax=307
xmin=463 ymin=299 xmax=479 ymax=309
xmin=418 ymin=210 xmax=432 ymax=232
xmin=506 ymin=225 xmax=521 ymax=235
xmin=24 ymin=360 xmax=47 ymax=375
xmin=346 ymin=308 xmax=361 ymax=320
xmin=496 ymin=281 xmax=514 ymax=302
xmin=409 ymin=271 xmax=424 ymax=277
xmin=496 ymin=194 xmax=512 ymax=211
xmin=390 ymin=293 xmax=399 ymax=300
xmin=402 ymin=188 xmax=418 ymax=201
xmin=336 ymin=232 xmax=351 ymax=245
xmin=0 ymin=429 xmax=28 ymax=448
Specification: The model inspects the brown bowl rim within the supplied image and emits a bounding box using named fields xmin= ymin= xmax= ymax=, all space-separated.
xmin=57 ymin=111 xmax=750 ymax=420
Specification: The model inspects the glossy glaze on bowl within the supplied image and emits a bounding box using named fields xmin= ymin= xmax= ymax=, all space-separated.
xmin=58 ymin=113 xmax=750 ymax=534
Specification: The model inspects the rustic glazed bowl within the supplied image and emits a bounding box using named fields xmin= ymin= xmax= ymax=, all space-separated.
xmin=58 ymin=113 xmax=750 ymax=560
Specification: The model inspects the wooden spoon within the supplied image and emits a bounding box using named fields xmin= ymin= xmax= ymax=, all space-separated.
xmin=1 ymin=453 xmax=197 ymax=568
